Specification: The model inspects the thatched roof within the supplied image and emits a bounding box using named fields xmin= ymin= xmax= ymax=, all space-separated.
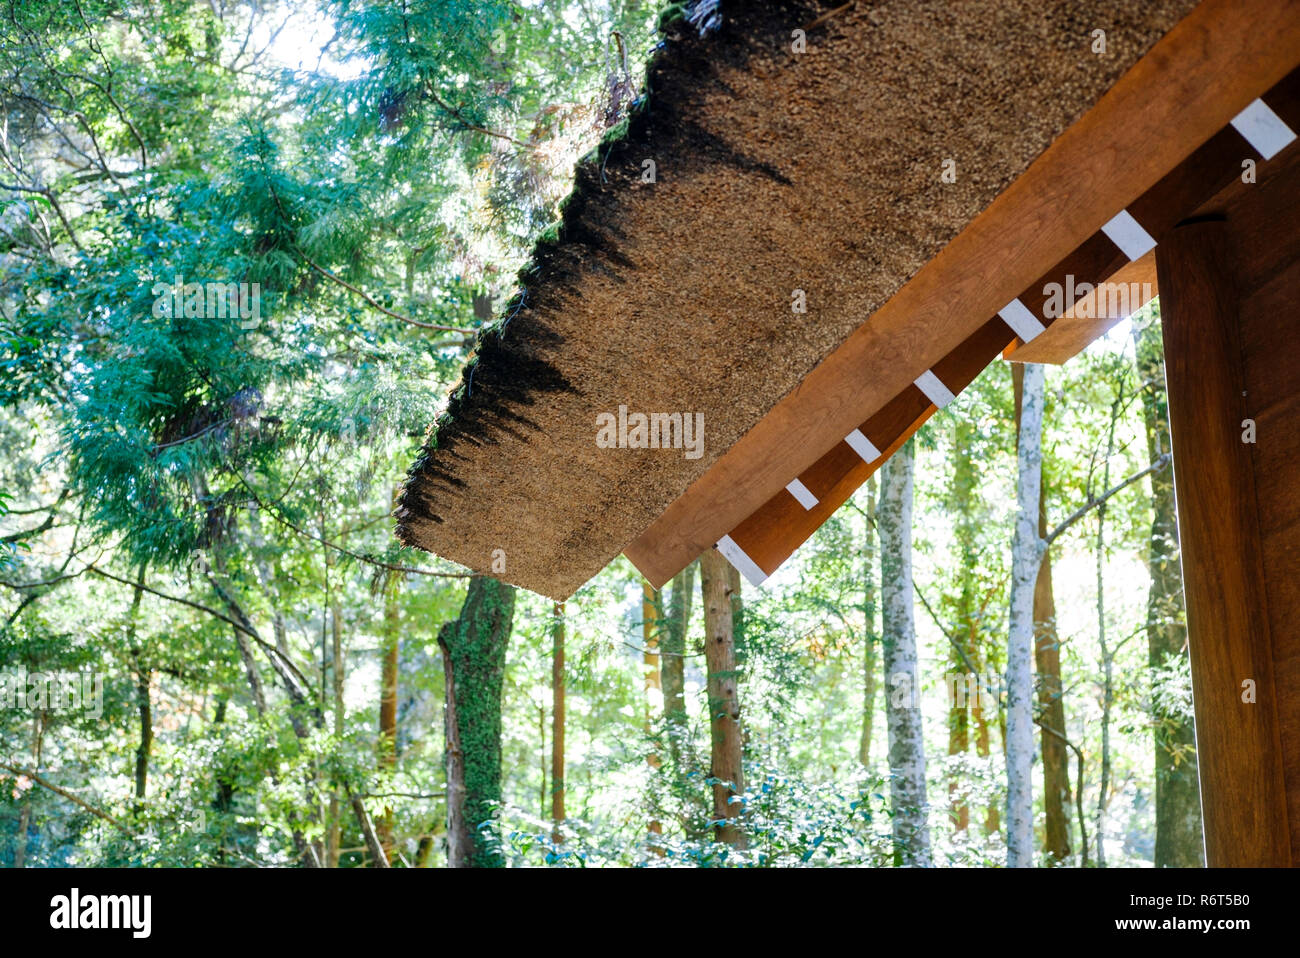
xmin=396 ymin=0 xmax=1199 ymax=599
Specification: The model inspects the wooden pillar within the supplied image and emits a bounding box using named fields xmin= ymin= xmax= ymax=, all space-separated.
xmin=1157 ymin=218 xmax=1292 ymax=866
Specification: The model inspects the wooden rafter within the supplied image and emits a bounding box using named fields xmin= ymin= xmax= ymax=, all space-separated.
xmin=626 ymin=3 xmax=1300 ymax=588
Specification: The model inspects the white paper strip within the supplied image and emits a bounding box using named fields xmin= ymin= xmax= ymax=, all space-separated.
xmin=1231 ymin=98 xmax=1297 ymax=162
xmin=716 ymin=535 xmax=768 ymax=587
xmin=998 ymin=297 xmax=1046 ymax=343
xmin=914 ymin=369 xmax=955 ymax=409
xmin=1101 ymin=209 xmax=1157 ymax=262
xmin=785 ymin=478 xmax=818 ymax=510
xmin=845 ymin=428 xmax=881 ymax=463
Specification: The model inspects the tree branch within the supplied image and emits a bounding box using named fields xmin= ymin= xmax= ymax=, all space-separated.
xmin=1044 ymin=453 xmax=1171 ymax=548
xmin=0 ymin=763 xmax=133 ymax=835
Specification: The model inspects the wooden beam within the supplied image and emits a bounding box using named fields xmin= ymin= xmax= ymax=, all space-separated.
xmin=1158 ymin=218 xmax=1291 ymax=866
xmin=676 ymin=70 xmax=1300 ymax=586
xmin=625 ymin=0 xmax=1300 ymax=589
xmin=1005 ymin=251 xmax=1158 ymax=365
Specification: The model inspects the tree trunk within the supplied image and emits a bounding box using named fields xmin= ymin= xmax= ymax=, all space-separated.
xmin=662 ymin=563 xmax=695 ymax=770
xmin=1035 ymin=493 xmax=1071 ymax=863
xmin=1014 ymin=364 xmax=1071 ymax=864
xmin=127 ymin=566 xmax=150 ymax=807
xmin=1133 ymin=309 xmax=1205 ymax=867
xmin=214 ymin=545 xmax=267 ymax=718
xmin=1093 ymin=392 xmax=1123 ymax=868
xmin=551 ymin=601 xmax=565 ymax=842
xmin=1007 ymin=362 xmax=1046 ymax=867
xmin=14 ymin=711 xmax=44 ymax=868
xmin=376 ymin=568 xmax=400 ymax=860
xmin=539 ymin=706 xmax=547 ymax=820
xmin=439 ymin=576 xmax=516 ymax=868
xmin=860 ymin=477 xmax=878 ymax=767
xmin=699 ymin=548 xmax=746 ymax=848
xmin=878 ymin=439 xmax=932 ymax=866
xmin=247 ymin=503 xmax=290 ymax=657
xmin=948 ymin=422 xmax=977 ymax=831
xmin=642 ymin=580 xmax=663 ymax=849
xmin=326 ymin=588 xmax=345 ymax=867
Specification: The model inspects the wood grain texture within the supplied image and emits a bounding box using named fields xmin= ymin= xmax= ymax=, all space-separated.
xmin=666 ymin=66 xmax=1300 ymax=584
xmin=1008 ymin=251 xmax=1158 ymax=364
xmin=626 ymin=0 xmax=1300 ymax=589
xmin=730 ymin=317 xmax=1015 ymax=575
xmin=1224 ymin=162 xmax=1300 ymax=864
xmin=1159 ymin=218 xmax=1292 ymax=867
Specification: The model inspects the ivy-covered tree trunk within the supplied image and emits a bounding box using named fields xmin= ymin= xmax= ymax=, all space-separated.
xmin=1134 ymin=310 xmax=1204 ymax=867
xmin=1007 ymin=363 xmax=1046 ymax=868
xmin=700 ymin=548 xmax=746 ymax=848
xmin=879 ymin=439 xmax=932 ymax=866
xmin=438 ymin=575 xmax=516 ymax=868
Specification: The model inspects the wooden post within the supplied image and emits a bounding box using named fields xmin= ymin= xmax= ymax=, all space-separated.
xmin=1156 ymin=218 xmax=1291 ymax=866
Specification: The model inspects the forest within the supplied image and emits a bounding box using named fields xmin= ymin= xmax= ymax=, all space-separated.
xmin=0 ymin=0 xmax=1206 ymax=870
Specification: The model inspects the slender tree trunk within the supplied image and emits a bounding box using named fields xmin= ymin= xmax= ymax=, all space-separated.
xmin=214 ymin=544 xmax=267 ymax=718
xmin=247 ymin=504 xmax=290 ymax=657
xmin=642 ymin=580 xmax=663 ymax=849
xmin=1095 ymin=501 xmax=1110 ymax=869
xmin=1014 ymin=365 xmax=1071 ymax=863
xmin=1007 ymin=363 xmax=1046 ymax=867
xmin=14 ymin=711 xmax=43 ymax=868
xmin=348 ymin=789 xmax=390 ymax=867
xmin=126 ymin=566 xmax=151 ymax=808
xmin=439 ymin=576 xmax=516 ymax=868
xmin=977 ymin=707 xmax=999 ymax=835
xmin=860 ymin=477 xmax=878 ymax=767
xmin=949 ymin=422 xmax=977 ymax=831
xmin=700 ymin=548 xmax=746 ymax=848
xmin=14 ymin=801 xmax=30 ymax=868
xmin=326 ymin=588 xmax=345 ymax=867
xmin=1035 ymin=494 xmax=1071 ymax=863
xmin=551 ymin=601 xmax=565 ymax=842
xmin=1094 ymin=395 xmax=1122 ymax=868
xmin=376 ymin=567 xmax=400 ymax=860
xmin=879 ymin=440 xmax=932 ymax=867
xmin=539 ymin=706 xmax=547 ymax=820
xmin=662 ymin=563 xmax=695 ymax=770
xmin=1133 ymin=310 xmax=1204 ymax=867
xmin=208 ymin=528 xmax=323 ymax=866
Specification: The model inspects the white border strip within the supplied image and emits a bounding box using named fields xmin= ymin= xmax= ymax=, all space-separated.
xmin=914 ymin=369 xmax=955 ymax=409
xmin=785 ymin=478 xmax=818 ymax=510
xmin=1100 ymin=209 xmax=1157 ymax=262
xmin=845 ymin=428 xmax=881 ymax=463
xmin=716 ymin=535 xmax=768 ymax=587
xmin=998 ymin=297 xmax=1046 ymax=343
xmin=1231 ymin=98 xmax=1297 ymax=162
